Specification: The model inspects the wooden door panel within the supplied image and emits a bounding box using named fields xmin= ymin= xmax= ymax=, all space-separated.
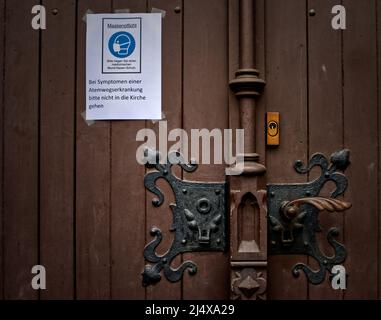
xmin=343 ymin=0 xmax=378 ymax=299
xmin=378 ymin=1 xmax=381 ymax=300
xmin=265 ymin=0 xmax=309 ymax=300
xmin=40 ymin=0 xmax=76 ymax=299
xmin=0 ymin=0 xmax=4 ymax=299
xmin=0 ymin=0 xmax=380 ymax=300
xmin=145 ymin=0 xmax=183 ymax=300
xmin=3 ymin=0 xmax=39 ymax=299
xmin=76 ymin=0 xmax=112 ymax=299
xmin=110 ymin=0 xmax=147 ymax=300
xmin=307 ymin=0 xmax=343 ymax=300
xmin=182 ymin=0 xmax=229 ymax=300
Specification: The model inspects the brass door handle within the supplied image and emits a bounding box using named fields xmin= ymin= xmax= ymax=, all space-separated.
xmin=281 ymin=197 xmax=352 ymax=220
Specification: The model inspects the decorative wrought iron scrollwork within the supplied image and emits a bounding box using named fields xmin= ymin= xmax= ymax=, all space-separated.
xmin=142 ymin=148 xmax=227 ymax=287
xmin=267 ymin=149 xmax=352 ymax=285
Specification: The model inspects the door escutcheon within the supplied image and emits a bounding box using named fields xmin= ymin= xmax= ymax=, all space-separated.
xmin=141 ymin=148 xmax=227 ymax=287
xmin=267 ymin=149 xmax=352 ymax=285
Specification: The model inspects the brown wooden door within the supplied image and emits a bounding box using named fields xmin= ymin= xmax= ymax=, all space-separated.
xmin=0 ymin=0 xmax=380 ymax=300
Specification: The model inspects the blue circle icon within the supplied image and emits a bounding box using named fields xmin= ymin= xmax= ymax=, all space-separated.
xmin=108 ymin=31 xmax=135 ymax=58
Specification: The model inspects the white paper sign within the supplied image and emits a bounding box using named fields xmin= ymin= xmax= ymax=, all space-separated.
xmin=86 ymin=13 xmax=161 ymax=120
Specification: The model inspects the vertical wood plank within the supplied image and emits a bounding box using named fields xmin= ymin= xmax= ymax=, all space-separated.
xmin=307 ymin=0 xmax=343 ymax=299
xmin=3 ymin=0 xmax=39 ymax=299
xmin=145 ymin=0 xmax=182 ymax=300
xmin=110 ymin=0 xmax=147 ymax=300
xmin=76 ymin=0 xmax=112 ymax=299
xmin=378 ymin=0 xmax=381 ymax=301
xmin=40 ymin=0 xmax=76 ymax=299
xmin=0 ymin=0 xmax=5 ymax=300
xmin=265 ymin=0 xmax=308 ymax=299
xmin=182 ymin=0 xmax=229 ymax=299
xmin=343 ymin=0 xmax=378 ymax=299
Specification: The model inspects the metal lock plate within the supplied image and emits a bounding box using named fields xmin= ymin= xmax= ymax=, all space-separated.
xmin=142 ymin=149 xmax=227 ymax=287
xmin=267 ymin=150 xmax=351 ymax=284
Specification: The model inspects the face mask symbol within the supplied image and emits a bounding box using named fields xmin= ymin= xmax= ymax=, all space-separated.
xmin=112 ymin=34 xmax=131 ymax=56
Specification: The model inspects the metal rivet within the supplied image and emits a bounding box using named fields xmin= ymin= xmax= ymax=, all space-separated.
xmin=305 ymin=191 xmax=311 ymax=196
xmin=308 ymin=9 xmax=316 ymax=17
xmin=325 ymin=172 xmax=330 ymax=178
xmin=162 ymin=258 xmax=167 ymax=264
xmin=163 ymin=169 xmax=168 ymax=175
xmin=216 ymin=238 xmax=221 ymax=244
xmin=215 ymin=189 xmax=221 ymax=195
xmin=270 ymin=192 xmax=275 ymax=197
xmin=304 ymin=242 xmax=309 ymax=247
xmin=182 ymin=188 xmax=187 ymax=194
xmin=181 ymin=239 xmax=186 ymax=244
xmin=174 ymin=6 xmax=181 ymax=13
xmin=52 ymin=8 xmax=59 ymax=15
xmin=271 ymin=241 xmax=276 ymax=246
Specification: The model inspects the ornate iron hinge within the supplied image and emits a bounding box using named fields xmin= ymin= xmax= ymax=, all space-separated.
xmin=142 ymin=149 xmax=227 ymax=287
xmin=267 ymin=149 xmax=352 ymax=284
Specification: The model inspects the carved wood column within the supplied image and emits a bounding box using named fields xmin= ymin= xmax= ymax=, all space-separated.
xmin=229 ymin=0 xmax=267 ymax=300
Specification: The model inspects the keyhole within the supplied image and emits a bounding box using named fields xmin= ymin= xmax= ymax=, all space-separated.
xmin=268 ymin=121 xmax=279 ymax=137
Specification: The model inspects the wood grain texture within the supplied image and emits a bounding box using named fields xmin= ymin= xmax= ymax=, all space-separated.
xmin=182 ymin=0 xmax=229 ymax=299
xmin=40 ymin=0 xmax=76 ymax=299
xmin=0 ymin=0 xmax=379 ymax=301
xmin=0 ymin=0 xmax=4 ymax=300
xmin=3 ymin=0 xmax=39 ymax=299
xmin=307 ymin=0 xmax=343 ymax=300
xmin=265 ymin=0 xmax=308 ymax=300
xmin=76 ymin=0 xmax=112 ymax=299
xmin=145 ymin=0 xmax=183 ymax=300
xmin=378 ymin=0 xmax=381 ymax=301
xmin=343 ymin=0 xmax=378 ymax=299
xmin=110 ymin=0 xmax=147 ymax=300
